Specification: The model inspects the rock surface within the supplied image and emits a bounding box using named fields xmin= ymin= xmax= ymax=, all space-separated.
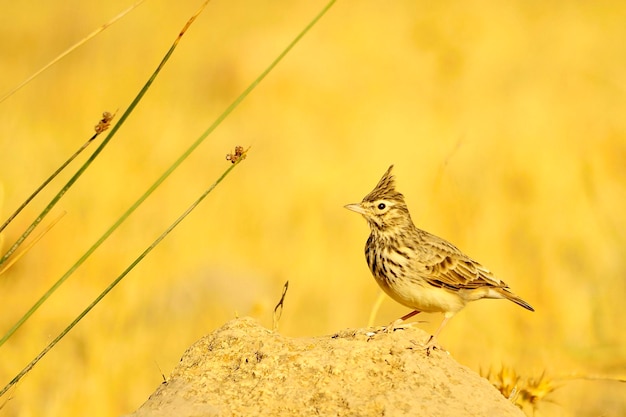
xmin=126 ymin=317 xmax=524 ymax=417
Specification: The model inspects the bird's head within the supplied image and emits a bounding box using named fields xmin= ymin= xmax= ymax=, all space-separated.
xmin=345 ymin=165 xmax=413 ymax=232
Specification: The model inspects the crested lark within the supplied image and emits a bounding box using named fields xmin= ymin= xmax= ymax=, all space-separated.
xmin=345 ymin=165 xmax=534 ymax=351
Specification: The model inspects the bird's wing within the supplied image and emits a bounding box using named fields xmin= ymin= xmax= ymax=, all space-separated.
xmin=416 ymin=231 xmax=505 ymax=291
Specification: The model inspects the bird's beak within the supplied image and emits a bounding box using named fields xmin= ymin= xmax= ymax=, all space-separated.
xmin=344 ymin=203 xmax=366 ymax=215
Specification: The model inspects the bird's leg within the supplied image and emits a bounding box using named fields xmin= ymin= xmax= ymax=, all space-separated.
xmin=399 ymin=309 xmax=421 ymax=322
xmin=424 ymin=315 xmax=451 ymax=354
xmin=383 ymin=310 xmax=420 ymax=333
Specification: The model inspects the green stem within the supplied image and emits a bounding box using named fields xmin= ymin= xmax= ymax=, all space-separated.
xmin=0 ymin=134 xmax=97 ymax=235
xmin=0 ymin=0 xmax=337 ymax=351
xmin=0 ymin=156 xmax=247 ymax=398
xmin=0 ymin=2 xmax=207 ymax=347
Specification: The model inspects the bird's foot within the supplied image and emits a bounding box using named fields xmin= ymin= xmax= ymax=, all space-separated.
xmin=380 ymin=310 xmax=421 ymax=333
xmin=423 ymin=335 xmax=443 ymax=356
xmin=381 ymin=318 xmax=415 ymax=333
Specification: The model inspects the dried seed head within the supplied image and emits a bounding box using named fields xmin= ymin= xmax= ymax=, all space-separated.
xmin=226 ymin=146 xmax=247 ymax=163
xmin=94 ymin=111 xmax=116 ymax=134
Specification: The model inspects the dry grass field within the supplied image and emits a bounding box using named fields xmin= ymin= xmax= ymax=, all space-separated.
xmin=0 ymin=1 xmax=624 ymax=415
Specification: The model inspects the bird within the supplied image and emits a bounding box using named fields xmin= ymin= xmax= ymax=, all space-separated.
xmin=344 ymin=165 xmax=534 ymax=352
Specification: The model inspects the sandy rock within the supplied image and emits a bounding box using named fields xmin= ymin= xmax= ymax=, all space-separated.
xmin=126 ymin=317 xmax=524 ymax=417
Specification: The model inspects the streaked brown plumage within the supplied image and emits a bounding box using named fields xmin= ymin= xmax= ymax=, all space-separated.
xmin=345 ymin=165 xmax=534 ymax=351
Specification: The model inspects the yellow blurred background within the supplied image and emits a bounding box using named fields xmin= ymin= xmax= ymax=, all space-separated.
xmin=1 ymin=0 xmax=625 ymax=415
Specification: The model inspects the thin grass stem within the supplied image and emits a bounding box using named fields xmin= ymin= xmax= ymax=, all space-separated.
xmin=0 ymin=0 xmax=336 ymax=349
xmin=0 ymin=0 xmax=212 ymax=348
xmin=0 ymin=154 xmax=247 ymax=398
xmin=0 ymin=113 xmax=113 ymax=236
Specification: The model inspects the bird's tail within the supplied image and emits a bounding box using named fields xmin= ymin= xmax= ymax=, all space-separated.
xmin=497 ymin=288 xmax=535 ymax=312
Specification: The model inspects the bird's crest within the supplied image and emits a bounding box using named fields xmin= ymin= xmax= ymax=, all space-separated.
xmin=363 ymin=165 xmax=405 ymax=203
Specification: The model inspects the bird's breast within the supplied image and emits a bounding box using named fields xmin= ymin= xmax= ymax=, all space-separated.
xmin=365 ymin=238 xmax=411 ymax=287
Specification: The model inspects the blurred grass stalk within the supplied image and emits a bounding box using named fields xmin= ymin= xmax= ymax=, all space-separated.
xmin=0 ymin=0 xmax=337 ymax=399
xmin=0 ymin=1 xmax=145 ymax=104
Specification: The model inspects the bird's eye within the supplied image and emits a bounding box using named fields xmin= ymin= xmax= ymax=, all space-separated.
xmin=377 ymin=203 xmax=386 ymax=210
